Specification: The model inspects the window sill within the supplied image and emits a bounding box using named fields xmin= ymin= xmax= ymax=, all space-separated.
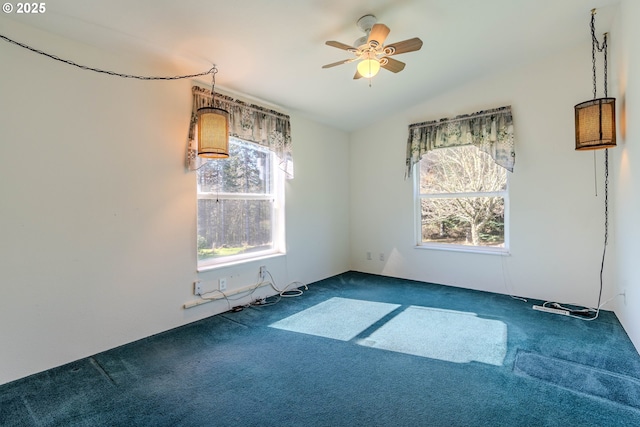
xmin=415 ymin=244 xmax=510 ymax=256
xmin=197 ymin=252 xmax=285 ymax=273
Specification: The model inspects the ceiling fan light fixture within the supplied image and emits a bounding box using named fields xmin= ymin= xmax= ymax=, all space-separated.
xmin=322 ymin=15 xmax=422 ymax=82
xmin=357 ymin=58 xmax=380 ymax=78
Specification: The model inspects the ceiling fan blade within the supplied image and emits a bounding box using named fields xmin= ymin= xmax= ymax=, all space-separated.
xmin=322 ymin=59 xmax=354 ymax=69
xmin=367 ymin=23 xmax=390 ymax=46
xmin=325 ymin=40 xmax=356 ymax=51
xmin=385 ymin=37 xmax=423 ymax=55
xmin=353 ymin=70 xmax=363 ymax=79
xmin=381 ymin=57 xmax=406 ymax=73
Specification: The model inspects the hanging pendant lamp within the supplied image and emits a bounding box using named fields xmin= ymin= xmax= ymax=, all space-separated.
xmin=575 ymin=9 xmax=616 ymax=151
xmin=197 ymin=66 xmax=229 ymax=158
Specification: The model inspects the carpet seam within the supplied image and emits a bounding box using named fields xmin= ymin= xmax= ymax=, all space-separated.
xmin=89 ymin=357 xmax=117 ymax=386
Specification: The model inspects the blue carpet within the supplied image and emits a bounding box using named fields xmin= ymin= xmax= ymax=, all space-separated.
xmin=1 ymin=271 xmax=640 ymax=426
xmin=514 ymin=350 xmax=640 ymax=409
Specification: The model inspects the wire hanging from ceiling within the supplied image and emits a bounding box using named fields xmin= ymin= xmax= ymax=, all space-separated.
xmin=541 ymin=9 xmax=619 ymax=322
xmin=0 ymin=33 xmax=215 ymax=80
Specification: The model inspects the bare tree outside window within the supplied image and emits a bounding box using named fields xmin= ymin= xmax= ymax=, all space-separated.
xmin=418 ymin=145 xmax=507 ymax=248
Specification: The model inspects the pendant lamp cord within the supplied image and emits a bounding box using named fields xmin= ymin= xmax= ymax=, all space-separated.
xmin=598 ymin=148 xmax=609 ymax=312
xmin=210 ymin=66 xmax=219 ymax=107
xmin=0 ymin=33 xmax=216 ymax=81
xmin=590 ymin=10 xmax=608 ymax=99
xmin=547 ymin=11 xmax=612 ymax=320
xmin=591 ymin=9 xmax=609 ymax=317
xmin=590 ymin=11 xmax=609 ymax=197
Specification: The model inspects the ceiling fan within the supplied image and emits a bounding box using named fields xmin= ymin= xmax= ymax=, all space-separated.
xmin=322 ymin=14 xmax=423 ymax=80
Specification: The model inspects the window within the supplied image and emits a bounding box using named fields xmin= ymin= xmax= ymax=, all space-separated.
xmin=416 ymin=145 xmax=508 ymax=252
xmin=197 ymin=137 xmax=284 ymax=269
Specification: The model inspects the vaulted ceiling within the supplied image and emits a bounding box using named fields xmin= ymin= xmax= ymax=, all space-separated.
xmin=2 ymin=0 xmax=619 ymax=131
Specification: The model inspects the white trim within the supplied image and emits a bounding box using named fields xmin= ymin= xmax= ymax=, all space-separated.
xmin=415 ymin=243 xmax=509 ymax=256
xmin=198 ymin=193 xmax=274 ymax=201
xmin=419 ymin=190 xmax=507 ymax=199
xmin=197 ymin=252 xmax=285 ymax=273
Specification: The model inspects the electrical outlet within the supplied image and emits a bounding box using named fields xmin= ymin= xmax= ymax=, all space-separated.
xmin=379 ymin=253 xmax=385 ymax=261
xmin=194 ymin=281 xmax=203 ymax=296
xmin=219 ymin=277 xmax=227 ymax=291
xmin=259 ymin=266 xmax=267 ymax=280
xmin=366 ymin=251 xmax=372 ymax=260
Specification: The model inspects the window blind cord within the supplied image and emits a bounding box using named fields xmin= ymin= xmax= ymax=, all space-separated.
xmin=0 ymin=33 xmax=215 ymax=81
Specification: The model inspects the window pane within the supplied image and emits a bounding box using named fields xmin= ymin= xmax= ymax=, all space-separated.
xmin=421 ymin=197 xmax=504 ymax=247
xmin=197 ymin=139 xmax=271 ymax=194
xmin=196 ymin=137 xmax=280 ymax=266
xmin=197 ymin=199 xmax=273 ymax=261
xmin=420 ymin=146 xmax=507 ymax=194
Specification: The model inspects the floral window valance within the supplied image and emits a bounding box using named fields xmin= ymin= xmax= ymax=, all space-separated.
xmin=187 ymin=86 xmax=293 ymax=178
xmin=406 ymin=105 xmax=515 ymax=178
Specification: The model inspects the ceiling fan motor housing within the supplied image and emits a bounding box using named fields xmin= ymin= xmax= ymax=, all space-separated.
xmin=354 ymin=15 xmax=377 ymax=47
xmin=356 ymin=14 xmax=377 ymax=33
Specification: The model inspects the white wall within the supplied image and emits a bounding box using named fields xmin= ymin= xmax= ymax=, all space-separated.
xmin=350 ymin=37 xmax=617 ymax=308
xmin=612 ymin=0 xmax=640 ymax=352
xmin=0 ymin=19 xmax=350 ymax=385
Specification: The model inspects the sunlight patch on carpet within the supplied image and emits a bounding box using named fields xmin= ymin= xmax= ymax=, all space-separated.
xmin=270 ymin=298 xmax=507 ymax=366
xmin=269 ymin=297 xmax=400 ymax=341
xmin=358 ymin=306 xmax=507 ymax=366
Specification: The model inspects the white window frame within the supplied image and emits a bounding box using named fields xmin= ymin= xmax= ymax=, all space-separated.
xmin=413 ymin=148 xmax=510 ymax=255
xmin=197 ymin=138 xmax=285 ymax=271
